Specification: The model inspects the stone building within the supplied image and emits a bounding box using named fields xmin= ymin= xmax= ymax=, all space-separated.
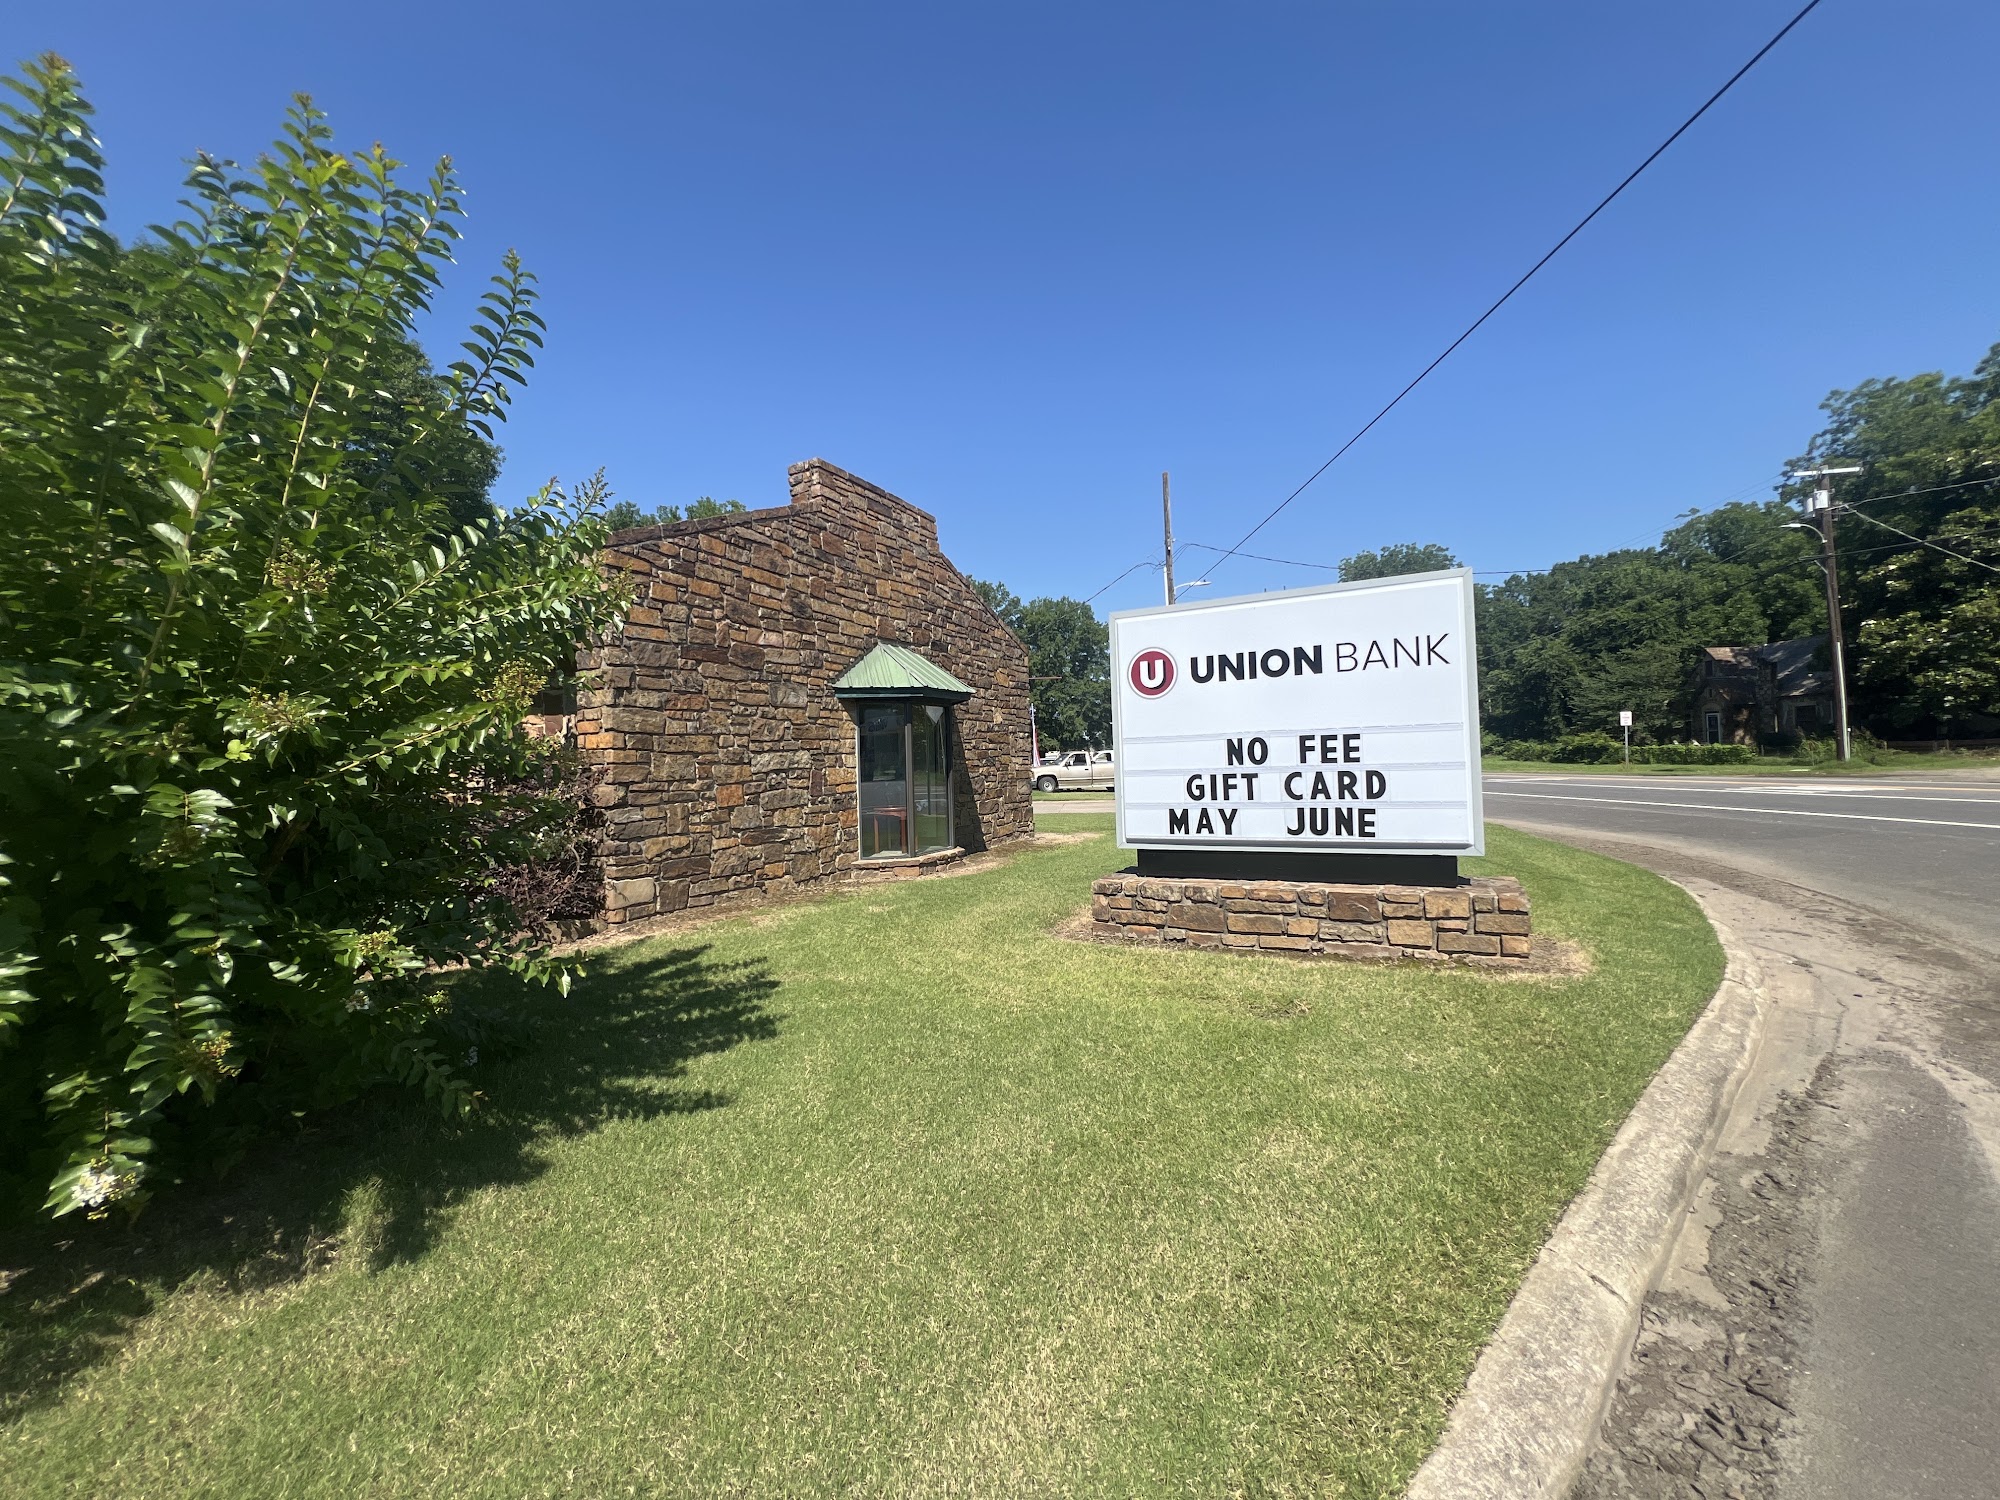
xmin=1690 ymin=637 xmax=1834 ymax=744
xmin=574 ymin=458 xmax=1033 ymax=926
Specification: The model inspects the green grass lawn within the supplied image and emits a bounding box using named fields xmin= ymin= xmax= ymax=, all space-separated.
xmin=1 ymin=820 xmax=1720 ymax=1499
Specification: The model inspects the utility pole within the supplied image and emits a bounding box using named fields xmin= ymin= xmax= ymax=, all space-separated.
xmin=1161 ymin=471 xmax=1177 ymax=606
xmin=1791 ymin=465 xmax=1863 ymax=761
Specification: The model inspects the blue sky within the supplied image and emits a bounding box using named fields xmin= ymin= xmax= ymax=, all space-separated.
xmin=15 ymin=2 xmax=1999 ymax=612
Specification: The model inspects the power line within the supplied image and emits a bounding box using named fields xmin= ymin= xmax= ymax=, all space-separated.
xmin=1139 ymin=517 xmax=2000 ymax=605
xmin=1171 ymin=466 xmax=1790 ymax=578
xmin=1452 ymin=467 xmax=1925 ymax=583
xmin=1603 ymin=466 xmax=2000 ymax=592
xmin=1679 ymin=472 xmax=2000 ymax=577
xmin=1199 ymin=0 xmax=1828 ymax=579
xmin=1661 ymin=472 xmax=2000 ymax=583
xmin=1077 ymin=464 xmax=1994 ymax=612
xmin=1083 ymin=558 xmax=1161 ymax=605
xmin=1824 ymin=472 xmax=1997 ymax=510
xmin=1178 ymin=541 xmax=1339 ymax=573
xmin=1589 ymin=472 xmax=1791 ymax=556
xmin=1840 ymin=505 xmax=2000 ymax=575
xmin=1663 ymin=518 xmax=2000 ymax=608
xmin=1177 ymin=467 xmax=1802 ymax=583
xmin=1488 ymin=516 xmax=2000 ymax=597
xmin=1829 ymin=524 xmax=2000 ymax=562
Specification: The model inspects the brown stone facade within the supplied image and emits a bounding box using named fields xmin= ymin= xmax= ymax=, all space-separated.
xmin=575 ymin=459 xmax=1033 ymax=926
xmin=1089 ymin=874 xmax=1532 ymax=961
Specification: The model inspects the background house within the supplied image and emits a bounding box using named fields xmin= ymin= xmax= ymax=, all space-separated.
xmin=1690 ymin=637 xmax=1834 ymax=744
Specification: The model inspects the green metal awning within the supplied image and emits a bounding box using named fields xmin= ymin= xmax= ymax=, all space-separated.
xmin=831 ymin=641 xmax=974 ymax=703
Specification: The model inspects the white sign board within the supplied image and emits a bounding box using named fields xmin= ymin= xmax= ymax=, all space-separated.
xmin=1110 ymin=570 xmax=1484 ymax=856
xmin=1619 ymin=710 xmax=1633 ymax=728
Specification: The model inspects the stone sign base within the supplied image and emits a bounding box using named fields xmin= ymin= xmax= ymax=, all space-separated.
xmin=1090 ymin=873 xmax=1531 ymax=961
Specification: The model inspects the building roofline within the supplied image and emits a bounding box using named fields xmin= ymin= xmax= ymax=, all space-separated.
xmin=786 ymin=457 xmax=936 ymax=525
xmin=605 ymin=501 xmax=794 ymax=550
xmin=604 ymin=457 xmax=939 ymax=551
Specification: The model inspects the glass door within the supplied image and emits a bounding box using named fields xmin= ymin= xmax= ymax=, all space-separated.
xmin=911 ymin=704 xmax=952 ymax=853
xmin=858 ymin=704 xmax=909 ymax=857
xmin=855 ymin=702 xmax=955 ymax=858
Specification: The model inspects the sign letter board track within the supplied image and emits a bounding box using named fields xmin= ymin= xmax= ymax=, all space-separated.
xmin=1110 ymin=570 xmax=1484 ymax=856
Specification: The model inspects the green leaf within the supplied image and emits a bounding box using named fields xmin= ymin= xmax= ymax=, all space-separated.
xmin=0 ymin=52 xmax=628 ymax=1221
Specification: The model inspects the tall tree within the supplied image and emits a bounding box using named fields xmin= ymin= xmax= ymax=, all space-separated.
xmin=1477 ymin=340 xmax=2000 ymax=746
xmin=603 ymin=496 xmax=748 ymax=531
xmin=970 ymin=584 xmax=1106 ymax=749
xmin=1793 ymin=346 xmax=2000 ymax=734
xmin=351 ymin=329 xmax=505 ymax=535
xmin=0 ymin=56 xmax=628 ymax=1218
xmin=1338 ymin=542 xmax=1460 ymax=581
xmin=969 ymin=577 xmax=1023 ymax=629
xmin=1016 ymin=597 xmax=1111 ymax=750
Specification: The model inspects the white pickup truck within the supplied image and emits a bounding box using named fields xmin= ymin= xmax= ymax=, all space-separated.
xmin=1033 ymin=749 xmax=1115 ymax=792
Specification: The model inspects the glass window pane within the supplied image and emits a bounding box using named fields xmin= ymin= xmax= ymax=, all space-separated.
xmin=911 ymin=704 xmax=952 ymax=853
xmin=859 ymin=703 xmax=908 ymax=857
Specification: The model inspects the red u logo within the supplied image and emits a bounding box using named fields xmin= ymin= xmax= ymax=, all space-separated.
xmin=1129 ymin=649 xmax=1176 ymax=698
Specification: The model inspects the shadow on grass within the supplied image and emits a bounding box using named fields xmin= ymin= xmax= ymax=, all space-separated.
xmin=0 ymin=942 xmax=779 ymax=1426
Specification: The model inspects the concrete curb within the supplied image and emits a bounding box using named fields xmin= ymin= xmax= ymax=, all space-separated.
xmin=1404 ymin=888 xmax=1768 ymax=1500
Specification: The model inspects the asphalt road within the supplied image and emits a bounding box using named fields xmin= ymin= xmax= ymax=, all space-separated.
xmin=1040 ymin=772 xmax=2000 ymax=952
xmin=1484 ymin=770 xmax=2000 ymax=957
xmin=1487 ymin=771 xmax=2000 ymax=1500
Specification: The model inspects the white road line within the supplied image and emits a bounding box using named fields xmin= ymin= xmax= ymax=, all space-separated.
xmin=1484 ymin=777 xmax=2000 ymax=804
xmin=1748 ymin=792 xmax=2000 ymax=805
xmin=1484 ymin=789 xmax=2000 ymax=833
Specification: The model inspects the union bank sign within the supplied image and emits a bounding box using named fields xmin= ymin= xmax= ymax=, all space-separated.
xmin=1108 ymin=570 xmax=1485 ymax=855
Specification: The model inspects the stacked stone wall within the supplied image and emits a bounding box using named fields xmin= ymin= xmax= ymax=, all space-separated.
xmin=1090 ymin=874 xmax=1531 ymax=961
xmin=576 ymin=459 xmax=1033 ymax=925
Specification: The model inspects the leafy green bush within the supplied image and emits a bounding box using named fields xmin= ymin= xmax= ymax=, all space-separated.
xmin=1483 ymin=731 xmax=1623 ymax=764
xmin=1487 ymin=735 xmax=1765 ymax=767
xmin=1484 ymin=737 xmax=1556 ymax=762
xmin=0 ymin=56 xmax=628 ymax=1218
xmin=1630 ymin=742 xmax=1758 ymax=765
xmin=1550 ymin=731 xmax=1623 ymax=764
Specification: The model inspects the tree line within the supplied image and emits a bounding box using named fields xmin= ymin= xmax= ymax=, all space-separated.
xmin=1482 ymin=342 xmax=2000 ymax=745
xmin=979 ymin=340 xmax=2000 ymax=753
